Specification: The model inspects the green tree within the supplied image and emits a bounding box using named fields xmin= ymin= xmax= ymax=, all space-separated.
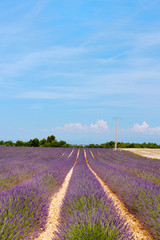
xmin=47 ymin=135 xmax=56 ymax=143
xmin=0 ymin=140 xmax=4 ymax=146
xmin=58 ymin=140 xmax=67 ymax=147
xmin=29 ymin=138 xmax=40 ymax=147
xmin=40 ymin=138 xmax=47 ymax=146
xmin=15 ymin=140 xmax=25 ymax=147
xmin=5 ymin=141 xmax=14 ymax=146
xmin=50 ymin=140 xmax=58 ymax=147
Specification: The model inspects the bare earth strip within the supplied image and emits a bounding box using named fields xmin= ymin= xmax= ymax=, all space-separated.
xmin=122 ymin=148 xmax=160 ymax=160
xmin=84 ymin=150 xmax=153 ymax=240
xmin=67 ymin=149 xmax=74 ymax=159
xmin=34 ymin=150 xmax=79 ymax=240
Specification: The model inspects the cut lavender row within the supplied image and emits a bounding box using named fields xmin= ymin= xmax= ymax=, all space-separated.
xmin=86 ymin=149 xmax=160 ymax=239
xmin=55 ymin=149 xmax=133 ymax=240
xmin=0 ymin=147 xmax=77 ymax=240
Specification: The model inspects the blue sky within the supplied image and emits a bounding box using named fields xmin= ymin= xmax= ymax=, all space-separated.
xmin=1 ymin=0 xmax=160 ymax=144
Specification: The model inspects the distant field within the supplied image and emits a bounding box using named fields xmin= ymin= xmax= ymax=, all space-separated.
xmin=0 ymin=147 xmax=160 ymax=239
xmin=122 ymin=148 xmax=160 ymax=159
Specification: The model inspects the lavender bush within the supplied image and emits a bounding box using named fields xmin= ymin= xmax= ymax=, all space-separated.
xmin=0 ymin=146 xmax=72 ymax=192
xmin=0 ymin=147 xmax=76 ymax=240
xmin=56 ymin=150 xmax=133 ymax=240
xmin=94 ymin=149 xmax=160 ymax=184
xmin=86 ymin=149 xmax=160 ymax=239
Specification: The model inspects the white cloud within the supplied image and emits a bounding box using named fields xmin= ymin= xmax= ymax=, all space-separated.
xmin=150 ymin=126 xmax=160 ymax=135
xmin=133 ymin=121 xmax=149 ymax=132
xmin=55 ymin=120 xmax=109 ymax=133
xmin=90 ymin=120 xmax=108 ymax=130
xmin=133 ymin=121 xmax=160 ymax=135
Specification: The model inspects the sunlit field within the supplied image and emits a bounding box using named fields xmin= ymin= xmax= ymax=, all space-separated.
xmin=0 ymin=147 xmax=160 ymax=239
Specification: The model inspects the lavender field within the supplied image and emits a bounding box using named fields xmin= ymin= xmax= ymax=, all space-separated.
xmin=0 ymin=146 xmax=160 ymax=239
xmin=0 ymin=147 xmax=76 ymax=239
xmin=86 ymin=149 xmax=160 ymax=239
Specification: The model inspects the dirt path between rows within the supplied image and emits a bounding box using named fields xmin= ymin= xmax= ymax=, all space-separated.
xmin=34 ymin=150 xmax=79 ymax=240
xmin=67 ymin=149 xmax=74 ymax=159
xmin=84 ymin=150 xmax=153 ymax=240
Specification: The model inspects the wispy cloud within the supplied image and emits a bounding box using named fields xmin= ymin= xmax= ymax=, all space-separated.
xmin=139 ymin=0 xmax=160 ymax=10
xmin=0 ymin=45 xmax=85 ymax=84
xmin=24 ymin=0 xmax=52 ymax=21
xmin=1 ymin=0 xmax=160 ymax=143
xmin=30 ymin=104 xmax=43 ymax=109
xmin=18 ymin=90 xmax=80 ymax=100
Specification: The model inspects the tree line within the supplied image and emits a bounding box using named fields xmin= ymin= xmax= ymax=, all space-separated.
xmin=87 ymin=141 xmax=160 ymax=148
xmin=0 ymin=135 xmax=69 ymax=148
xmin=0 ymin=135 xmax=160 ymax=148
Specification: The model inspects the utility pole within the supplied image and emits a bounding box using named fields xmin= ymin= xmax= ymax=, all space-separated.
xmin=113 ymin=117 xmax=119 ymax=151
xmin=115 ymin=119 xmax=117 ymax=151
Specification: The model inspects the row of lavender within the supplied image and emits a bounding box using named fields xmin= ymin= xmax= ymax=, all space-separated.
xmin=56 ymin=150 xmax=133 ymax=240
xmin=0 ymin=147 xmax=71 ymax=192
xmin=86 ymin=149 xmax=160 ymax=239
xmin=96 ymin=149 xmax=160 ymax=184
xmin=0 ymin=146 xmax=76 ymax=240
